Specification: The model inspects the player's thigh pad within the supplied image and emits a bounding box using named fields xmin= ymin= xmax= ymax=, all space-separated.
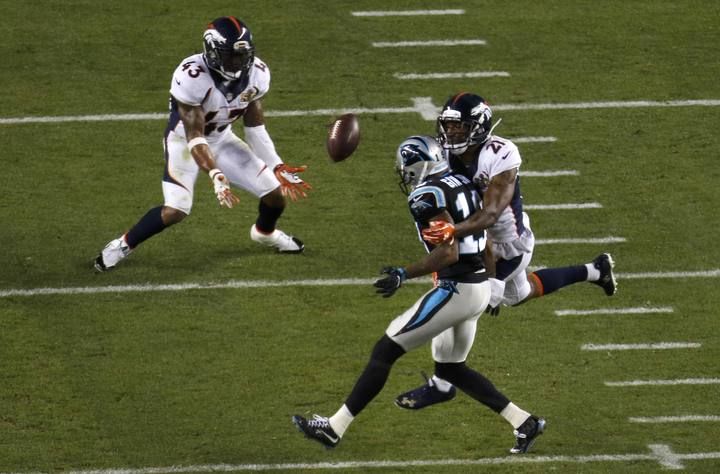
xmin=386 ymin=281 xmax=491 ymax=353
xmin=213 ymin=133 xmax=280 ymax=198
xmin=163 ymin=132 xmax=200 ymax=214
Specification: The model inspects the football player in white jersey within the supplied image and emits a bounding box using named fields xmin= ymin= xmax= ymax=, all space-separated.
xmin=95 ymin=16 xmax=309 ymax=271
xmin=292 ymin=136 xmax=545 ymax=454
xmin=394 ymin=93 xmax=617 ymax=411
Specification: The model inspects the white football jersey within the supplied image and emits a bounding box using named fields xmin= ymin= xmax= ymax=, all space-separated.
xmin=167 ymin=53 xmax=271 ymax=141
xmin=471 ymin=135 xmax=527 ymax=243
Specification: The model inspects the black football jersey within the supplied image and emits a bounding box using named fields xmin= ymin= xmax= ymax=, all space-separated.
xmin=407 ymin=172 xmax=487 ymax=282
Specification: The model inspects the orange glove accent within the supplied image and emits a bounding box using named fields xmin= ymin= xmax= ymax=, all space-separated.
xmin=421 ymin=220 xmax=456 ymax=245
xmin=274 ymin=164 xmax=312 ymax=201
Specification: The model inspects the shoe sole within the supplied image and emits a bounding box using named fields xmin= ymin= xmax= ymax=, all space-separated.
xmin=94 ymin=256 xmax=109 ymax=272
xmin=601 ymin=253 xmax=617 ymax=296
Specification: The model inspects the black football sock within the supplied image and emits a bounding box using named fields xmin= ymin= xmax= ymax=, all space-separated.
xmin=435 ymin=362 xmax=510 ymax=413
xmin=532 ymin=265 xmax=588 ymax=296
xmin=125 ymin=206 xmax=167 ymax=249
xmin=344 ymin=335 xmax=405 ymax=416
xmin=255 ymin=201 xmax=284 ymax=233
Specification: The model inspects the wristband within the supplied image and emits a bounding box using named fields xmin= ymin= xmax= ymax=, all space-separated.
xmin=209 ymin=168 xmax=223 ymax=180
xmin=187 ymin=136 xmax=209 ymax=151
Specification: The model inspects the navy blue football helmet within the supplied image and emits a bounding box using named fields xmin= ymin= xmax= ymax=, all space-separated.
xmin=203 ymin=16 xmax=255 ymax=82
xmin=437 ymin=93 xmax=493 ymax=155
xmin=396 ymin=135 xmax=448 ymax=194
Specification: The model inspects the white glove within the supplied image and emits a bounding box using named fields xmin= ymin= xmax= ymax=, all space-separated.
xmin=209 ymin=168 xmax=239 ymax=208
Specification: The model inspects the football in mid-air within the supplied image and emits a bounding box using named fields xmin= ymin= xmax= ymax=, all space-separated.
xmin=326 ymin=113 xmax=360 ymax=162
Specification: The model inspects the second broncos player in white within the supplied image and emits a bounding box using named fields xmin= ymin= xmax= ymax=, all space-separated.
xmin=95 ymin=16 xmax=309 ymax=271
xmin=395 ymin=94 xmax=617 ymax=426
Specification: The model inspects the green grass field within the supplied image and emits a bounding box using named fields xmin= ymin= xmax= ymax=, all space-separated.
xmin=1 ymin=1 xmax=719 ymax=472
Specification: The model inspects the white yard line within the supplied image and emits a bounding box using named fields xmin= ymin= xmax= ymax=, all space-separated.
xmin=630 ymin=415 xmax=720 ymax=423
xmin=3 ymin=99 xmax=720 ymax=125
xmin=620 ymin=269 xmax=720 ymax=279
xmin=535 ymin=236 xmax=625 ymax=245
xmin=555 ymin=307 xmax=674 ymax=316
xmin=1 ymin=445 xmax=717 ymax=473
xmin=605 ymin=378 xmax=720 ymax=387
xmin=2 ymin=269 xmax=718 ymax=298
xmin=581 ymin=342 xmax=701 ymax=351
xmin=525 ymin=203 xmax=602 ymax=210
xmin=509 ymin=136 xmax=557 ymax=143
xmin=522 ymin=170 xmax=579 ymax=177
xmin=352 ymin=9 xmax=465 ymax=17
xmin=372 ymin=39 xmax=487 ymax=48
xmin=394 ymin=71 xmax=509 ymax=80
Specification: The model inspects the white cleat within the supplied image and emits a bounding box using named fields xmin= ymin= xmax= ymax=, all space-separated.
xmin=250 ymin=224 xmax=304 ymax=253
xmin=94 ymin=234 xmax=132 ymax=271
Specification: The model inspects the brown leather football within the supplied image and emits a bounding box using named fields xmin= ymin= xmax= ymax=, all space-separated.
xmin=326 ymin=113 xmax=360 ymax=162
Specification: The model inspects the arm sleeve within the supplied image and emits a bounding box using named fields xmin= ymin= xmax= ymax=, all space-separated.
xmin=244 ymin=124 xmax=283 ymax=169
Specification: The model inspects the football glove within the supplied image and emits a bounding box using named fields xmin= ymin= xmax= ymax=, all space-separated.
xmin=274 ymin=164 xmax=312 ymax=201
xmin=486 ymin=278 xmax=506 ymax=317
xmin=209 ymin=168 xmax=240 ymax=208
xmin=422 ymin=220 xmax=456 ymax=245
xmin=374 ymin=266 xmax=407 ymax=298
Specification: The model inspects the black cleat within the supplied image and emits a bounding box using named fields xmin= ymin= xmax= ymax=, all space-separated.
xmin=592 ymin=253 xmax=617 ymax=296
xmin=394 ymin=372 xmax=456 ymax=410
xmin=510 ymin=416 xmax=546 ymax=454
xmin=292 ymin=414 xmax=340 ymax=449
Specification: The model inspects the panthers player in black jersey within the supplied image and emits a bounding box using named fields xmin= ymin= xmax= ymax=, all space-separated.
xmin=292 ymin=136 xmax=545 ymax=454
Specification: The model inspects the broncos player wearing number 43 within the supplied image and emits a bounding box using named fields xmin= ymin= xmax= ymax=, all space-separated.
xmin=292 ymin=136 xmax=545 ymax=454
xmin=95 ymin=16 xmax=309 ymax=271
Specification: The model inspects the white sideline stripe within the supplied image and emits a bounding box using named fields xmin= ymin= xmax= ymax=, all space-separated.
xmin=605 ymin=378 xmax=720 ymax=387
xmin=535 ymin=236 xmax=625 ymax=245
xmin=3 ymin=268 xmax=719 ymax=298
xmin=1 ymin=445 xmax=718 ymax=473
xmin=630 ymin=415 xmax=720 ymax=423
xmin=522 ymin=170 xmax=579 ymax=177
xmin=3 ymin=99 xmax=720 ymax=125
xmin=581 ymin=342 xmax=701 ymax=351
xmin=372 ymin=39 xmax=487 ymax=48
xmin=352 ymin=9 xmax=465 ymax=17
xmin=525 ymin=202 xmax=602 ymax=210
xmin=556 ymin=307 xmax=674 ymax=316
xmin=394 ymin=71 xmax=509 ymax=80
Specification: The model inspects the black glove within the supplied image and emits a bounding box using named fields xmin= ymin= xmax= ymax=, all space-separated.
xmin=373 ymin=266 xmax=407 ymax=298
xmin=485 ymin=305 xmax=501 ymax=317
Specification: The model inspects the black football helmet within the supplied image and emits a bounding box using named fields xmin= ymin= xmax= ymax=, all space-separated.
xmin=437 ymin=93 xmax=493 ymax=155
xmin=202 ymin=16 xmax=255 ymax=82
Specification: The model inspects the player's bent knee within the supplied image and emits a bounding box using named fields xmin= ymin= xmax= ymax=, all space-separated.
xmin=261 ymin=187 xmax=286 ymax=209
xmin=370 ymin=334 xmax=405 ymax=365
xmin=161 ymin=206 xmax=188 ymax=225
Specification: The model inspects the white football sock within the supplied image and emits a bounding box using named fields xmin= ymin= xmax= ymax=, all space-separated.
xmin=585 ymin=263 xmax=600 ymax=281
xmin=329 ymin=404 xmax=354 ymax=437
xmin=431 ymin=375 xmax=454 ymax=393
xmin=500 ymin=402 xmax=532 ymax=429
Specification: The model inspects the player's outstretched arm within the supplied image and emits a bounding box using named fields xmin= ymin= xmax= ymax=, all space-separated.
xmin=422 ymin=168 xmax=517 ymax=244
xmin=243 ymin=100 xmax=311 ymax=200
